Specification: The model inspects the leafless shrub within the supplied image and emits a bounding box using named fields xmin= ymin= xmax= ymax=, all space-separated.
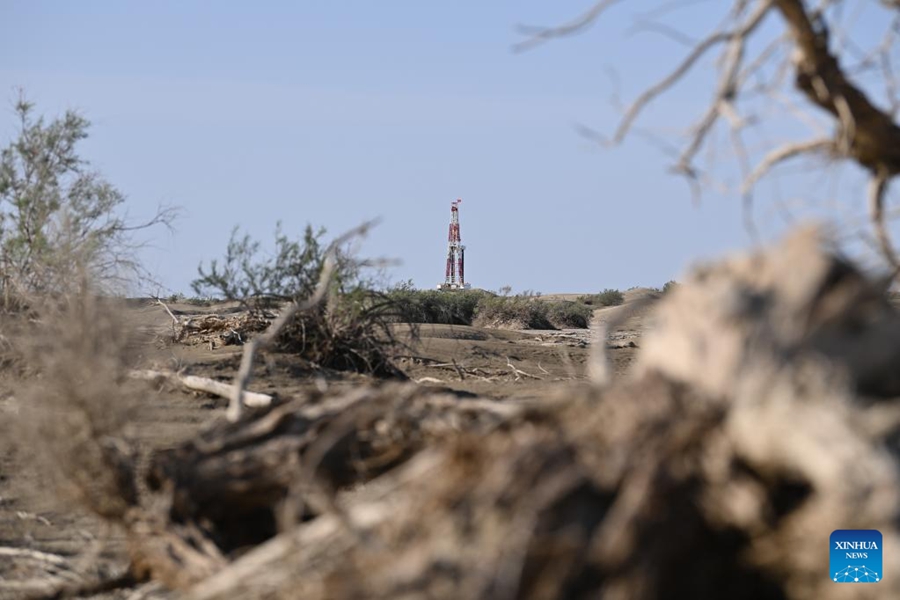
xmin=578 ymin=288 xmax=624 ymax=307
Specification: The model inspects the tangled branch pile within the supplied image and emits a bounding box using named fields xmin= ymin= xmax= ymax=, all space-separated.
xmin=175 ymin=312 xmax=272 ymax=347
xmin=27 ymin=227 xmax=900 ymax=599
xmin=189 ymin=223 xmax=403 ymax=376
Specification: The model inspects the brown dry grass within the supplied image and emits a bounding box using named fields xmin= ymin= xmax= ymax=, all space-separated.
xmin=17 ymin=295 xmax=142 ymax=521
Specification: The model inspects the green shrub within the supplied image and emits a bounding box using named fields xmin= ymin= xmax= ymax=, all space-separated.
xmin=385 ymin=284 xmax=488 ymax=325
xmin=192 ymin=224 xmax=402 ymax=376
xmin=0 ymin=95 xmax=175 ymax=310
xmin=546 ymin=300 xmax=592 ymax=328
xmin=165 ymin=292 xmax=213 ymax=307
xmin=473 ymin=294 xmax=552 ymax=329
xmin=578 ymin=288 xmax=624 ymax=307
xmin=385 ymin=288 xmax=593 ymax=330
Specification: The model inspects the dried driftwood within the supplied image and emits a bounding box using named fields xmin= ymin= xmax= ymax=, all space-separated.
xmin=130 ymin=369 xmax=273 ymax=408
xmin=155 ymin=297 xmax=271 ymax=349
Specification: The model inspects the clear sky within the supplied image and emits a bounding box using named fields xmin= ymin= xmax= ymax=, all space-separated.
xmin=0 ymin=1 xmax=892 ymax=294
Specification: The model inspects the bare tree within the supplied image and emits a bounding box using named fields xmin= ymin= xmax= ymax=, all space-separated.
xmin=517 ymin=0 xmax=900 ymax=267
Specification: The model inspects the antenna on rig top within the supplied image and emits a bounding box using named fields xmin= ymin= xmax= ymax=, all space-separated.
xmin=437 ymin=198 xmax=471 ymax=290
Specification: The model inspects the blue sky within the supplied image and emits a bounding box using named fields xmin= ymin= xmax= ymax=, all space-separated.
xmin=0 ymin=1 xmax=892 ymax=294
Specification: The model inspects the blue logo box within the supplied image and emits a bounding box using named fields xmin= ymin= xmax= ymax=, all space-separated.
xmin=831 ymin=530 xmax=882 ymax=583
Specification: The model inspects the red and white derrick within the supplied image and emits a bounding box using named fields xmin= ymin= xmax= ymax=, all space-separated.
xmin=438 ymin=198 xmax=470 ymax=290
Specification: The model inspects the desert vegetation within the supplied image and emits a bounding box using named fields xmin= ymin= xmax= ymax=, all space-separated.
xmin=385 ymin=283 xmax=488 ymax=325
xmin=0 ymin=95 xmax=174 ymax=312
xmin=4 ymin=1 xmax=900 ymax=600
xmin=386 ymin=286 xmax=599 ymax=329
xmin=577 ymin=288 xmax=624 ymax=307
xmin=545 ymin=299 xmax=594 ymax=328
xmin=188 ymin=222 xmax=403 ymax=376
xmin=659 ymin=280 xmax=678 ymax=294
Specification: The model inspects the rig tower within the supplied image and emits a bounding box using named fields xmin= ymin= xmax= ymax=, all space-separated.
xmin=438 ymin=199 xmax=470 ymax=290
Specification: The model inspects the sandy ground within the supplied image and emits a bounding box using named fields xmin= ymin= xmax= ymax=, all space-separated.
xmin=0 ymin=294 xmax=652 ymax=598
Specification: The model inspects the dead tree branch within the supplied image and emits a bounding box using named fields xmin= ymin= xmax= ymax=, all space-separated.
xmin=616 ymin=2 xmax=772 ymax=148
xmin=0 ymin=546 xmax=71 ymax=568
xmin=869 ymin=165 xmax=898 ymax=268
xmin=742 ymin=137 xmax=834 ymax=193
xmin=132 ymin=369 xmax=273 ymax=408
xmin=153 ymin=297 xmax=181 ymax=341
xmin=505 ymin=357 xmax=542 ymax=381
xmin=513 ymin=0 xmax=625 ymax=52
xmin=228 ymin=220 xmax=377 ymax=422
xmin=774 ymin=0 xmax=900 ymax=174
xmin=517 ymin=0 xmax=900 ymax=267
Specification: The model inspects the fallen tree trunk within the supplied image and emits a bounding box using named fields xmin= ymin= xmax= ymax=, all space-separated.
xmin=124 ymin=382 xmax=533 ymax=588
xmin=188 ymin=448 xmax=444 ymax=600
xmin=130 ymin=369 xmax=273 ymax=408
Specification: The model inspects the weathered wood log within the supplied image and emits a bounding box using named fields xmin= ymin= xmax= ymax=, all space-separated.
xmin=188 ymin=448 xmax=443 ymax=600
xmin=130 ymin=369 xmax=273 ymax=407
xmin=128 ymin=382 xmax=531 ymax=589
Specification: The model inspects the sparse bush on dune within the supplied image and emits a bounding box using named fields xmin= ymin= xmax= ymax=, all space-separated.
xmin=165 ymin=292 xmax=215 ymax=307
xmin=386 ymin=286 xmax=595 ymax=329
xmin=192 ymin=223 xmax=404 ymax=376
xmin=386 ymin=282 xmax=488 ymax=325
xmin=545 ymin=299 xmax=592 ymax=328
xmin=578 ymin=288 xmax=624 ymax=307
xmin=472 ymin=293 xmax=553 ymax=329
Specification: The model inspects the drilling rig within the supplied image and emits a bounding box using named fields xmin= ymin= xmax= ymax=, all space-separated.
xmin=437 ymin=199 xmax=471 ymax=290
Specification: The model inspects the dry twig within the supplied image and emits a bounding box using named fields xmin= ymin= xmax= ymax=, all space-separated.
xmin=513 ymin=0 xmax=625 ymax=52
xmin=505 ymin=357 xmax=542 ymax=381
xmin=0 ymin=546 xmax=71 ymax=568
